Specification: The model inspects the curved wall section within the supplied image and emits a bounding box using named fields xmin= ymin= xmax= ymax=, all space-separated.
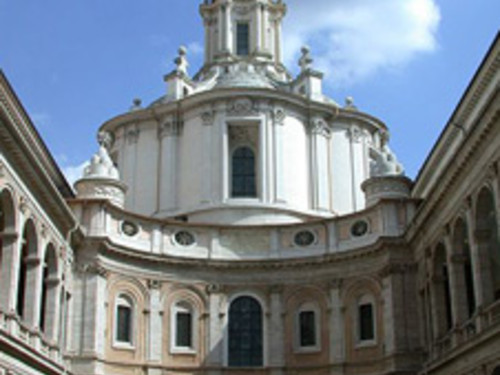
xmin=103 ymin=91 xmax=388 ymax=224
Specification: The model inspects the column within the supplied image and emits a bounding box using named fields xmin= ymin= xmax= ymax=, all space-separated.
xmin=159 ymin=120 xmax=178 ymax=213
xmin=201 ymin=109 xmax=215 ymax=204
xmin=261 ymin=4 xmax=268 ymax=52
xmin=147 ymin=281 xmax=162 ymax=374
xmin=273 ymin=107 xmax=286 ymax=203
xmin=255 ymin=3 xmax=262 ymax=53
xmin=465 ymin=205 xmax=492 ymax=316
xmin=329 ymin=280 xmax=344 ymax=364
xmin=24 ymin=255 xmax=42 ymax=328
xmin=218 ymin=5 xmax=224 ymax=54
xmin=207 ymin=285 xmax=224 ymax=374
xmin=0 ymin=231 xmax=19 ymax=312
xmin=269 ymin=287 xmax=284 ymax=375
xmin=310 ymin=118 xmax=331 ymax=211
xmin=445 ymin=228 xmax=469 ymax=327
xmin=44 ymin=276 xmax=62 ymax=342
xmin=260 ymin=115 xmax=268 ymax=203
xmin=275 ymin=17 xmax=282 ymax=63
xmin=224 ymin=4 xmax=232 ymax=53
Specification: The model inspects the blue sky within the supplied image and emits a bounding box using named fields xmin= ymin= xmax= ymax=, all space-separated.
xmin=0 ymin=0 xmax=498 ymax=183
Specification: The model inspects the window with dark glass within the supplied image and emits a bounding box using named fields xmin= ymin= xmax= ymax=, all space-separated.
xmin=359 ymin=303 xmax=374 ymax=341
xmin=228 ymin=296 xmax=263 ymax=367
xmin=232 ymin=146 xmax=256 ymax=198
xmin=176 ymin=311 xmax=192 ymax=347
xmin=237 ymin=23 xmax=250 ymax=56
xmin=116 ymin=303 xmax=132 ymax=343
xmin=299 ymin=311 xmax=316 ymax=347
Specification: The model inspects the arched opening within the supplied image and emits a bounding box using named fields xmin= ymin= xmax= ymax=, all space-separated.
xmin=432 ymin=244 xmax=453 ymax=337
xmin=115 ymin=294 xmax=134 ymax=345
xmin=0 ymin=189 xmax=15 ymax=292
xmin=40 ymin=244 xmax=59 ymax=338
xmin=475 ymin=187 xmax=500 ymax=302
xmin=453 ymin=218 xmax=476 ymax=319
xmin=228 ymin=296 xmax=263 ymax=367
xmin=16 ymin=220 xmax=38 ymax=320
xmin=171 ymin=301 xmax=195 ymax=351
xmin=492 ymin=366 xmax=500 ymax=375
xmin=231 ymin=146 xmax=256 ymax=198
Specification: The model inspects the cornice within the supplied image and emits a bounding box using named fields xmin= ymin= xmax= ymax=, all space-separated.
xmin=0 ymin=73 xmax=78 ymax=234
xmin=407 ymin=90 xmax=500 ymax=243
xmin=90 ymin=235 xmax=408 ymax=272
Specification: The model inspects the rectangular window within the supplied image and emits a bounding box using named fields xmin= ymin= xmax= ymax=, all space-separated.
xmin=237 ymin=23 xmax=250 ymax=56
xmin=299 ymin=311 xmax=316 ymax=347
xmin=117 ymin=305 xmax=132 ymax=343
xmin=176 ymin=312 xmax=192 ymax=347
xmin=359 ymin=304 xmax=374 ymax=341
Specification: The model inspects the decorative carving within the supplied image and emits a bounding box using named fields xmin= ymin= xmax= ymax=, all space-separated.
xmin=159 ymin=116 xmax=183 ymax=138
xmin=229 ymin=126 xmax=258 ymax=148
xmin=97 ymin=131 xmax=114 ymax=149
xmin=346 ymin=126 xmax=362 ymax=143
xmin=369 ymin=145 xmax=404 ymax=177
xmin=201 ymin=109 xmax=215 ymax=126
xmin=234 ymin=5 xmax=251 ymax=16
xmin=19 ymin=196 xmax=28 ymax=213
xmin=148 ymin=279 xmax=162 ymax=289
xmin=126 ymin=127 xmax=140 ymax=145
xmin=299 ymin=46 xmax=313 ymax=72
xmin=227 ymin=98 xmax=258 ymax=116
xmin=206 ymin=284 xmax=222 ymax=294
xmin=273 ymin=106 xmax=286 ymax=125
xmin=310 ymin=117 xmax=330 ymax=137
xmin=174 ymin=46 xmax=189 ymax=75
xmin=40 ymin=223 xmax=48 ymax=238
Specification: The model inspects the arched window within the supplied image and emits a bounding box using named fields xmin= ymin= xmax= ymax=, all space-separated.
xmin=433 ymin=244 xmax=453 ymax=336
xmin=453 ymin=218 xmax=476 ymax=318
xmin=171 ymin=301 xmax=196 ymax=352
xmin=16 ymin=220 xmax=37 ymax=320
xmin=231 ymin=146 xmax=256 ymax=198
xmin=0 ymin=195 xmax=4 ymax=282
xmin=357 ymin=294 xmax=376 ymax=343
xmin=40 ymin=245 xmax=58 ymax=338
xmin=228 ymin=296 xmax=263 ymax=367
xmin=115 ymin=294 xmax=134 ymax=345
xmin=0 ymin=189 xmax=15 ymax=297
xmin=296 ymin=302 xmax=320 ymax=351
xmin=475 ymin=187 xmax=500 ymax=302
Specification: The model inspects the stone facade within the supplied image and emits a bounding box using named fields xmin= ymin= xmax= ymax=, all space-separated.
xmin=0 ymin=1 xmax=499 ymax=375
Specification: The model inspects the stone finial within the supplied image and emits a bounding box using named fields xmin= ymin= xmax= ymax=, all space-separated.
xmin=174 ymin=46 xmax=189 ymax=75
xmin=74 ymin=139 xmax=127 ymax=207
xmin=345 ymin=96 xmax=357 ymax=110
xmin=298 ymin=45 xmax=313 ymax=72
xmin=82 ymin=143 xmax=119 ymax=180
xmin=97 ymin=131 xmax=113 ymax=150
xmin=129 ymin=98 xmax=142 ymax=112
xmin=370 ymin=145 xmax=404 ymax=177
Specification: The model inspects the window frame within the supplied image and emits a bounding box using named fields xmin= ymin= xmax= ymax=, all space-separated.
xmin=294 ymin=302 xmax=321 ymax=353
xmin=236 ymin=22 xmax=250 ymax=56
xmin=170 ymin=300 xmax=197 ymax=354
xmin=113 ymin=294 xmax=135 ymax=349
xmin=230 ymin=144 xmax=258 ymax=199
xmin=355 ymin=294 xmax=377 ymax=347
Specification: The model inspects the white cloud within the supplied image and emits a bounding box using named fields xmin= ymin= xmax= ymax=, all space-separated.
xmin=283 ymin=0 xmax=441 ymax=86
xmin=60 ymin=161 xmax=89 ymax=187
xmin=187 ymin=41 xmax=204 ymax=56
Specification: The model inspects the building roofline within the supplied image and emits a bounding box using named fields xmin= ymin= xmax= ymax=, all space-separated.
xmin=413 ymin=31 xmax=500 ymax=191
